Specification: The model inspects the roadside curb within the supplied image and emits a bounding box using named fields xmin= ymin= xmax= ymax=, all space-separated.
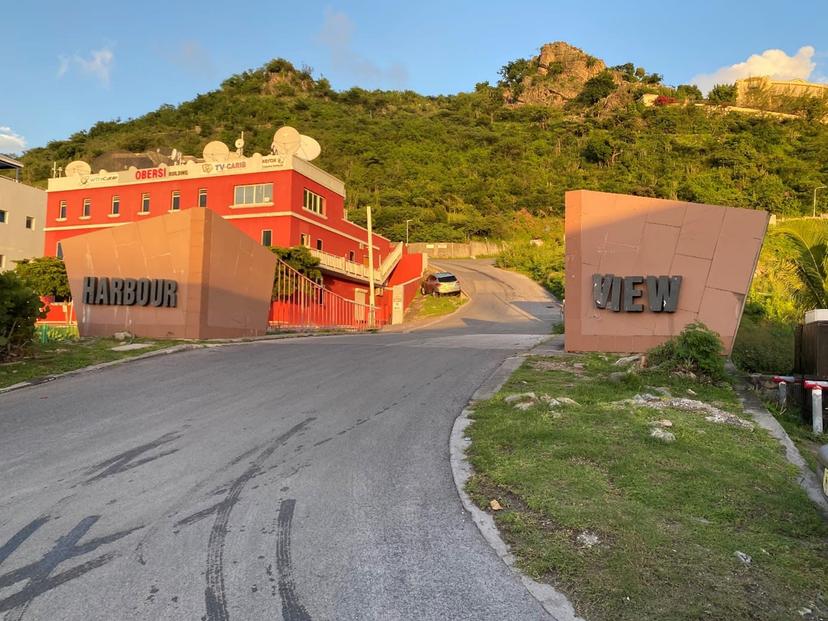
xmin=0 ymin=331 xmax=343 ymax=396
xmin=397 ymin=291 xmax=471 ymax=333
xmin=728 ymin=364 xmax=828 ymax=518
xmin=449 ymin=349 xmax=585 ymax=621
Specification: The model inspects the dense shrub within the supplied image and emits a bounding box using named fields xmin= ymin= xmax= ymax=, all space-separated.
xmin=14 ymin=256 xmax=71 ymax=300
xmin=495 ymin=239 xmax=564 ymax=299
xmin=647 ymin=322 xmax=726 ymax=382
xmin=731 ymin=314 xmax=794 ymax=374
xmin=0 ymin=272 xmax=44 ymax=360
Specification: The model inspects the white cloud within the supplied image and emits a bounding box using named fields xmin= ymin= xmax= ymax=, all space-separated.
xmin=0 ymin=126 xmax=26 ymax=153
xmin=692 ymin=46 xmax=821 ymax=94
xmin=315 ymin=9 xmax=408 ymax=87
xmin=57 ymin=47 xmax=115 ymax=86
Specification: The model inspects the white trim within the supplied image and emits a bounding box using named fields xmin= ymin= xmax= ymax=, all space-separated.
xmin=229 ymin=201 xmax=274 ymax=210
xmin=45 ymin=222 xmax=127 ymax=231
xmin=107 ymin=213 xmax=120 ymax=218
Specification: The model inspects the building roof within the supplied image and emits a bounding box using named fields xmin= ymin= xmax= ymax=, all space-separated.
xmin=0 ymin=154 xmax=23 ymax=170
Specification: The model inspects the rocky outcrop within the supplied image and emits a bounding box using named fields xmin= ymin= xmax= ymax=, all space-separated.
xmin=515 ymin=42 xmax=611 ymax=107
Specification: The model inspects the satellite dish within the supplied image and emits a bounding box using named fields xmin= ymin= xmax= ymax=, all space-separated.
xmin=234 ymin=138 xmax=244 ymax=149
xmin=65 ymin=161 xmax=92 ymax=177
xmin=271 ymin=126 xmax=301 ymax=156
xmin=296 ymin=135 xmax=321 ymax=161
xmin=202 ymin=140 xmax=230 ymax=162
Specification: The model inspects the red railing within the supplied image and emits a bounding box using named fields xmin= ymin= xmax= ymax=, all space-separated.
xmin=269 ymin=258 xmax=384 ymax=331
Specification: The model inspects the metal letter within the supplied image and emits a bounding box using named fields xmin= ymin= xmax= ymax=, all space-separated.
xmin=82 ymin=277 xmax=97 ymax=304
xmin=136 ymin=279 xmax=151 ymax=306
xmin=110 ymin=278 xmax=124 ymax=305
xmin=163 ymin=280 xmax=178 ymax=308
xmin=95 ymin=277 xmax=110 ymax=305
xmin=647 ymin=275 xmax=682 ymax=313
xmin=609 ymin=276 xmax=622 ymax=312
xmin=150 ymin=280 xmax=164 ymax=307
xmin=592 ymin=273 xmax=613 ymax=309
xmin=623 ymin=276 xmax=644 ymax=312
xmin=123 ymin=279 xmax=137 ymax=305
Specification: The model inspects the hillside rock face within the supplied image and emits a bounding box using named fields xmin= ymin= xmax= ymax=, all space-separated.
xmin=517 ymin=42 xmax=611 ymax=107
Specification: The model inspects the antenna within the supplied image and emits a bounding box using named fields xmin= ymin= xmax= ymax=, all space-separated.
xmin=65 ymin=160 xmax=92 ymax=177
xmin=271 ymin=126 xmax=301 ymax=156
xmin=51 ymin=162 xmax=57 ymax=178
xmin=202 ymin=140 xmax=230 ymax=162
xmin=234 ymin=130 xmax=245 ymax=157
xmin=296 ymin=135 xmax=321 ymax=161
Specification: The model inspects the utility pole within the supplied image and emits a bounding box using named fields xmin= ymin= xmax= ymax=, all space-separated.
xmin=367 ymin=204 xmax=376 ymax=327
xmin=814 ymin=185 xmax=827 ymax=218
xmin=405 ymin=219 xmax=413 ymax=244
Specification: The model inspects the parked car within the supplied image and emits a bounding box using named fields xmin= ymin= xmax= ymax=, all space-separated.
xmin=421 ymin=272 xmax=461 ymax=296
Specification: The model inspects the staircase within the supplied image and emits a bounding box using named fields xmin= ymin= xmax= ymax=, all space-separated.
xmin=310 ymin=242 xmax=403 ymax=285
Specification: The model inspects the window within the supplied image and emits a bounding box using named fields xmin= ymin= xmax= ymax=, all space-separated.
xmin=261 ymin=229 xmax=272 ymax=246
xmin=111 ymin=195 xmax=120 ymax=215
xmin=316 ymin=239 xmax=323 ymax=251
xmin=0 ymin=209 xmax=6 ymax=223
xmin=25 ymin=216 xmax=34 ymax=230
xmin=198 ymin=188 xmax=207 ymax=208
xmin=303 ymin=189 xmax=325 ymax=215
xmin=233 ymin=183 xmax=273 ymax=206
xmin=171 ymin=191 xmax=180 ymax=211
xmin=348 ymin=251 xmax=355 ymax=262
xmin=0 ymin=255 xmax=4 ymax=269
xmin=300 ymin=233 xmax=311 ymax=248
xmin=140 ymin=193 xmax=150 ymax=213
xmin=59 ymin=201 xmax=67 ymax=219
xmin=56 ymin=243 xmax=63 ymax=259
xmin=82 ymin=199 xmax=91 ymax=218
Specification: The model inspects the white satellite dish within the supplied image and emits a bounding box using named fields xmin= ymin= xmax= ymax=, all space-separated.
xmin=234 ymin=138 xmax=245 ymax=149
xmin=202 ymin=140 xmax=230 ymax=162
xmin=271 ymin=126 xmax=301 ymax=156
xmin=296 ymin=135 xmax=321 ymax=161
xmin=65 ymin=160 xmax=92 ymax=177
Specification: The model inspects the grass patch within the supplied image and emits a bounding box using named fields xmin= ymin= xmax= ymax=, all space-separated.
xmin=767 ymin=400 xmax=823 ymax=474
xmin=732 ymin=314 xmax=795 ymax=374
xmin=406 ymin=292 xmax=467 ymax=320
xmin=0 ymin=337 xmax=176 ymax=389
xmin=466 ymin=353 xmax=828 ymax=621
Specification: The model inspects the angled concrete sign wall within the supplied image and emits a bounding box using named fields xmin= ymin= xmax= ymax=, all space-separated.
xmin=564 ymin=190 xmax=769 ymax=354
xmin=62 ymin=209 xmax=277 ymax=339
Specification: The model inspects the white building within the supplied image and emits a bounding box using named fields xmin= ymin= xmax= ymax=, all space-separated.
xmin=0 ymin=155 xmax=46 ymax=271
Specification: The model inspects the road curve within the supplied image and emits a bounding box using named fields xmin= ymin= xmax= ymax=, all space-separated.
xmin=0 ymin=260 xmax=560 ymax=621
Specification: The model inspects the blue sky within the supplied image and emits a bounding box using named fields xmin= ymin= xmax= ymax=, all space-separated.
xmin=3 ymin=0 xmax=827 ymax=152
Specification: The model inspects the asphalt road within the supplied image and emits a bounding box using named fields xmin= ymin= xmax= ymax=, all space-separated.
xmin=0 ymin=259 xmax=560 ymax=621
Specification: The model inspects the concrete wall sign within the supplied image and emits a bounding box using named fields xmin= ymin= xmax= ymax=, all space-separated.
xmin=592 ymin=274 xmax=682 ymax=312
xmin=565 ymin=190 xmax=769 ymax=354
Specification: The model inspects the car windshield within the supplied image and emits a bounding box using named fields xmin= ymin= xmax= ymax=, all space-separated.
xmin=437 ymin=275 xmax=457 ymax=282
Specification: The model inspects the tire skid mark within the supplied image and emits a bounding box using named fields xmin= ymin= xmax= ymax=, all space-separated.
xmin=84 ymin=432 xmax=181 ymax=484
xmin=274 ymin=500 xmax=311 ymax=621
xmin=204 ymin=418 xmax=314 ymax=621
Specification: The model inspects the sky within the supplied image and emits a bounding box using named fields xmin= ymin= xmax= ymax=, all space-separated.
xmin=3 ymin=0 xmax=827 ymax=153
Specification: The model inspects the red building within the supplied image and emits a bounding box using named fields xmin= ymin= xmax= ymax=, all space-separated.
xmin=45 ymin=129 xmax=424 ymax=327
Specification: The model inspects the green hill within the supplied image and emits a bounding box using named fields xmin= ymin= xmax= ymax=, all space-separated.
xmin=16 ymin=43 xmax=828 ymax=240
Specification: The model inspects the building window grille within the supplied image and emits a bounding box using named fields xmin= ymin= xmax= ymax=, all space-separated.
xmin=300 ymin=233 xmax=311 ymax=248
xmin=198 ymin=188 xmax=207 ymax=208
xmin=25 ymin=216 xmax=34 ymax=229
xmin=261 ymin=229 xmax=272 ymax=246
xmin=171 ymin=191 xmax=181 ymax=211
xmin=141 ymin=193 xmax=150 ymax=213
xmin=0 ymin=255 xmax=4 ymax=268
xmin=303 ymin=189 xmax=325 ymax=215
xmin=82 ymin=199 xmax=91 ymax=218
xmin=0 ymin=210 xmax=6 ymax=224
xmin=56 ymin=243 xmax=63 ymax=259
xmin=316 ymin=239 xmax=323 ymax=251
xmin=233 ymin=183 xmax=273 ymax=206
xmin=349 ymin=251 xmax=355 ymax=262
xmin=111 ymin=195 xmax=120 ymax=215
xmin=59 ymin=201 xmax=67 ymax=219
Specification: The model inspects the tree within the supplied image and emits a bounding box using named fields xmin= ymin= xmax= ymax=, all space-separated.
xmin=0 ymin=272 xmax=43 ymax=360
xmin=575 ymin=71 xmax=617 ymax=105
xmin=773 ymin=221 xmax=828 ymax=312
xmin=707 ymin=84 xmax=737 ymax=105
xmin=14 ymin=256 xmax=71 ymax=300
xmin=498 ymin=58 xmax=535 ymax=102
xmin=676 ymin=84 xmax=703 ymax=100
